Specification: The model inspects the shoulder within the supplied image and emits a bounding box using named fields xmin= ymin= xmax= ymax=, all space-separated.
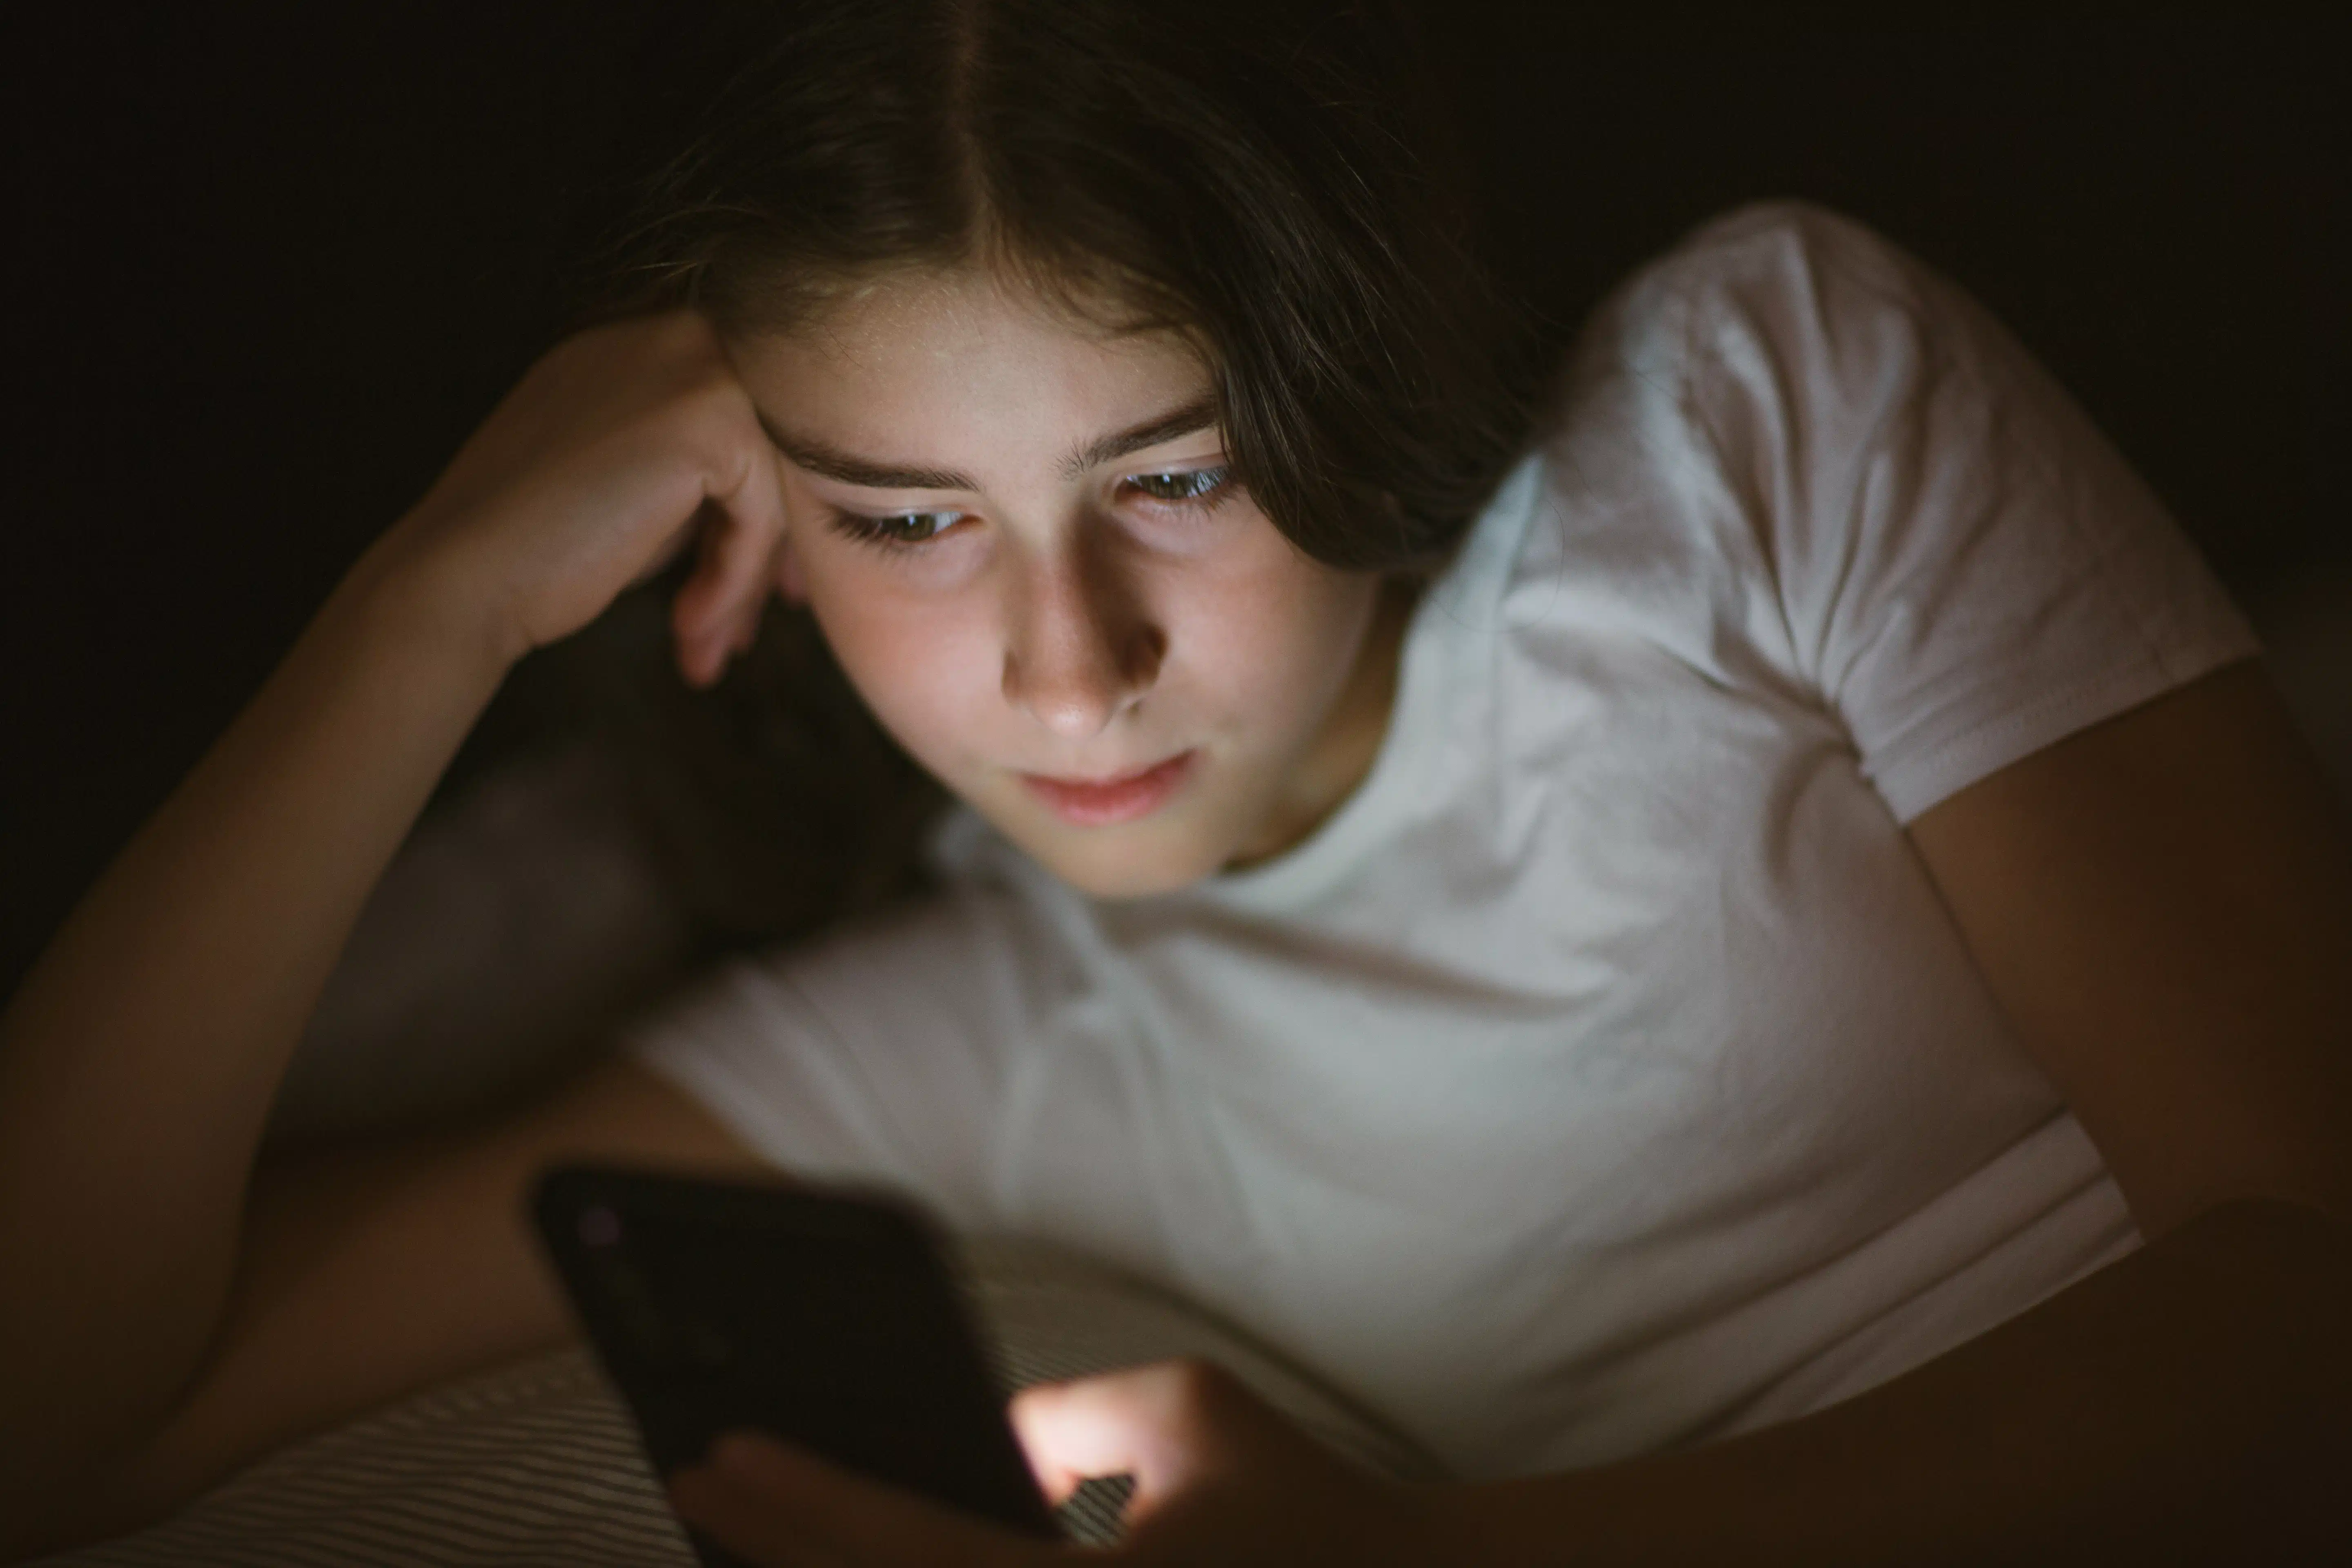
xmin=1524 ymin=201 xmax=1990 ymax=550
xmin=1645 ymin=198 xmax=1924 ymax=298
xmin=1534 ymin=197 xmax=2078 ymax=539
xmin=1524 ymin=200 xmax=1968 ymax=550
xmin=1562 ymin=200 xmax=1984 ymax=418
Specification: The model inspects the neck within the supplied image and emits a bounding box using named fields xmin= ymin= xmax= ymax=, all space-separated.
xmin=1230 ymin=575 xmax=1419 ymax=868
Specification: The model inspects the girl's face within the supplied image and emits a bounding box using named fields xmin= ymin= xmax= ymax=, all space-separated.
xmin=727 ymin=268 xmax=1401 ymax=898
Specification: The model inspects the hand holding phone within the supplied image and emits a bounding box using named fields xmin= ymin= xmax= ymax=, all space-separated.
xmin=530 ymin=1165 xmax=1062 ymax=1564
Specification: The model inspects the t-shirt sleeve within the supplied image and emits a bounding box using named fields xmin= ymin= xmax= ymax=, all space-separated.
xmin=1662 ymin=203 xmax=2259 ymax=822
xmin=621 ymin=883 xmax=1050 ymax=1233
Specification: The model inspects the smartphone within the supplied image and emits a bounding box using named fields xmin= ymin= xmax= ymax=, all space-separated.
xmin=529 ymin=1164 xmax=1062 ymax=1562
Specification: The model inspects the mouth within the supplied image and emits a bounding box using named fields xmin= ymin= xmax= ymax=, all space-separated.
xmin=1020 ymin=751 xmax=1197 ymax=827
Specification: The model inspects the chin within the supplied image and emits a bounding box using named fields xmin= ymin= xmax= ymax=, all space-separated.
xmin=990 ymin=807 xmax=1236 ymax=900
xmin=1031 ymin=835 xmax=1227 ymax=900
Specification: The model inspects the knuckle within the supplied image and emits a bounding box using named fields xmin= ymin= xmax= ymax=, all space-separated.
xmin=664 ymin=357 xmax=746 ymax=430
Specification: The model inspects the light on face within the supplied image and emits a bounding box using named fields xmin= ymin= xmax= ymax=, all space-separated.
xmin=724 ymin=270 xmax=1396 ymax=896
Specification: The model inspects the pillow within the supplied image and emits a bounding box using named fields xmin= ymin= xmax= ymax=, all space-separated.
xmin=38 ymin=1237 xmax=1439 ymax=1566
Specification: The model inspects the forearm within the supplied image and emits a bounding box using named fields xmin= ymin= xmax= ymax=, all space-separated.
xmin=1449 ymin=1198 xmax=2352 ymax=1566
xmin=0 ymin=542 xmax=510 ymax=1495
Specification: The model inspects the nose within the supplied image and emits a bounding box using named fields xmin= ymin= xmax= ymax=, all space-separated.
xmin=999 ymin=539 xmax=1165 ymax=739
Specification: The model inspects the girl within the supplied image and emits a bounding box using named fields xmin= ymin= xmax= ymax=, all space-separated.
xmin=4 ymin=1 xmax=2348 ymax=1561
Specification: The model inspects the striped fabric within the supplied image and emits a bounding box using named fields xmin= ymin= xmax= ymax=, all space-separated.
xmin=41 ymin=1240 xmax=1435 ymax=1566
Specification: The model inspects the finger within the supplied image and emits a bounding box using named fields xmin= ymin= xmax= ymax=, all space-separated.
xmin=774 ymin=527 xmax=809 ymax=604
xmin=1011 ymin=1362 xmax=1242 ymax=1520
xmin=670 ymin=503 xmax=737 ymax=686
xmin=668 ymin=1463 xmax=846 ymax=1568
xmin=1009 ymin=1382 xmax=1134 ymax=1507
xmin=673 ymin=1432 xmax=1053 ymax=1568
xmin=673 ymin=441 xmax=789 ymax=683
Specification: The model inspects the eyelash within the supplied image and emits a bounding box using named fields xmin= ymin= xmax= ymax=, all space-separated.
xmin=825 ymin=508 xmax=968 ymax=549
xmin=1127 ymin=467 xmax=1232 ymax=504
xmin=825 ymin=466 xmax=1235 ymax=551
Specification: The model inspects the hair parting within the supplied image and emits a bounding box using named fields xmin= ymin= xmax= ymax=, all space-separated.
xmin=584 ymin=0 xmax=1535 ymax=575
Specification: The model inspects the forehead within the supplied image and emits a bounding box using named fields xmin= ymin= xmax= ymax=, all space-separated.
xmin=725 ymin=268 xmax=1212 ymax=463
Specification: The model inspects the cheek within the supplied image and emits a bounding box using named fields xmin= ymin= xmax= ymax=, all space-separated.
xmin=1172 ymin=549 xmax=1375 ymax=738
xmin=800 ymin=571 xmax=1000 ymax=775
xmin=791 ymin=502 xmax=1376 ymax=788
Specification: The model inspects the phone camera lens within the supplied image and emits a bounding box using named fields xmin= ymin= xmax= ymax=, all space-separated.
xmin=578 ymin=1205 xmax=623 ymax=1248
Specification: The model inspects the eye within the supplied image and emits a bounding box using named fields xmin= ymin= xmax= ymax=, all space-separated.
xmin=1123 ymin=467 xmax=1232 ymax=506
xmin=827 ymin=508 xmax=969 ymax=549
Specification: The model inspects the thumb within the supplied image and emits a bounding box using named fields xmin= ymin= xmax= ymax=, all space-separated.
xmin=1009 ymin=1361 xmax=1247 ymax=1522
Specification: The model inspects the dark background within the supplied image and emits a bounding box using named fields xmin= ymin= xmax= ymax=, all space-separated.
xmin=5 ymin=3 xmax=2347 ymax=999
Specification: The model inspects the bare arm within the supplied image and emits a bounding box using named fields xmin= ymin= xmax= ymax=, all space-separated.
xmin=0 ymin=312 xmax=790 ymax=1554
xmin=38 ymin=1056 xmax=761 ymax=1554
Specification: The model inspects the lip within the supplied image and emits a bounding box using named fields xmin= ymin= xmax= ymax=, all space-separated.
xmin=1020 ymin=751 xmax=1196 ymax=826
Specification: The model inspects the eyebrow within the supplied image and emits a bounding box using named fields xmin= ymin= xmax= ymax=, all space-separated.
xmin=756 ymin=396 xmax=1221 ymax=492
xmin=1058 ymin=396 xmax=1220 ymax=479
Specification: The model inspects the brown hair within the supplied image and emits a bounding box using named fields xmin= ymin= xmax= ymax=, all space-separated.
xmin=536 ymin=0 xmax=1536 ymax=958
xmin=593 ymin=0 xmax=1532 ymax=573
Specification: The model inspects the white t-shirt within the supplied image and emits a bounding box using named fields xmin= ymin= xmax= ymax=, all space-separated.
xmin=631 ymin=203 xmax=2258 ymax=1480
